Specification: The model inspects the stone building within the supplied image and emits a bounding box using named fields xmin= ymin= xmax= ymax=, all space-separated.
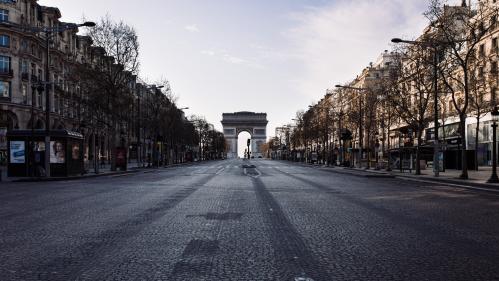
xmin=0 ymin=0 xmax=140 ymax=168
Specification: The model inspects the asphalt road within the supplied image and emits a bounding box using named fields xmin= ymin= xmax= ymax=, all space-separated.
xmin=1 ymin=159 xmax=499 ymax=281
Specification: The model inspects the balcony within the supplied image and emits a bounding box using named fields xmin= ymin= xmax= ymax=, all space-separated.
xmin=31 ymin=74 xmax=38 ymax=82
xmin=0 ymin=69 xmax=13 ymax=78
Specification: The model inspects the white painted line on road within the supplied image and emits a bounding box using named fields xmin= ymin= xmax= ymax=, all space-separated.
xmin=254 ymin=168 xmax=262 ymax=178
xmin=216 ymin=167 xmax=225 ymax=175
xmin=295 ymin=277 xmax=315 ymax=281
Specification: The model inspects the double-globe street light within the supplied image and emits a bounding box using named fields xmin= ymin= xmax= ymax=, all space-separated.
xmin=1 ymin=20 xmax=96 ymax=177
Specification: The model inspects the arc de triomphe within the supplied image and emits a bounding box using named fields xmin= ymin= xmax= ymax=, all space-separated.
xmin=221 ymin=112 xmax=268 ymax=158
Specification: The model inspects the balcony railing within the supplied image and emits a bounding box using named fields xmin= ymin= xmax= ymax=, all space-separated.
xmin=21 ymin=72 xmax=29 ymax=81
xmin=0 ymin=69 xmax=13 ymax=78
xmin=31 ymin=74 xmax=38 ymax=82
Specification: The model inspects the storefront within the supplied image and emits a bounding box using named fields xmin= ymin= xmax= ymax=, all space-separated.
xmin=0 ymin=110 xmax=16 ymax=167
xmin=426 ymin=121 xmax=476 ymax=170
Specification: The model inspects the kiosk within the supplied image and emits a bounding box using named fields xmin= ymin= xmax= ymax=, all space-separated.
xmin=7 ymin=130 xmax=84 ymax=177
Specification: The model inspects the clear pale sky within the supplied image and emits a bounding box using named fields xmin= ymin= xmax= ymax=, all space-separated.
xmin=38 ymin=0 xmax=449 ymax=137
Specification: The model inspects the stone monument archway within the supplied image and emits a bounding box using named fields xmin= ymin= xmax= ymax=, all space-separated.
xmin=221 ymin=112 xmax=268 ymax=158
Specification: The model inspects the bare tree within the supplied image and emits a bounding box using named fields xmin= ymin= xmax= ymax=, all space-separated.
xmin=385 ymin=47 xmax=433 ymax=175
xmin=426 ymin=0 xmax=498 ymax=178
xmin=85 ymin=15 xmax=140 ymax=170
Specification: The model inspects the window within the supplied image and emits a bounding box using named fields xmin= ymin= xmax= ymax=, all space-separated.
xmin=0 ymin=9 xmax=8 ymax=22
xmin=21 ymin=60 xmax=28 ymax=74
xmin=37 ymin=91 xmax=42 ymax=108
xmin=20 ymin=40 xmax=27 ymax=51
xmin=492 ymin=87 xmax=498 ymax=105
xmin=22 ymin=84 xmax=27 ymax=104
xmin=0 ymin=35 xmax=9 ymax=47
xmin=479 ymin=44 xmax=485 ymax=57
xmin=492 ymin=61 xmax=498 ymax=74
xmin=0 ymin=55 xmax=10 ymax=72
xmin=54 ymin=94 xmax=59 ymax=113
xmin=493 ymin=38 xmax=498 ymax=53
xmin=479 ymin=23 xmax=485 ymax=36
xmin=0 ymin=81 xmax=10 ymax=98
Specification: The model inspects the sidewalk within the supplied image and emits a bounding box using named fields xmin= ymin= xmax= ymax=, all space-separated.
xmin=0 ymin=160 xmax=194 ymax=183
xmin=368 ymin=166 xmax=499 ymax=191
xmin=285 ymin=160 xmax=499 ymax=192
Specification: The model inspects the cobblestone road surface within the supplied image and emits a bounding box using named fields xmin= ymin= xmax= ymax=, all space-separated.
xmin=1 ymin=159 xmax=499 ymax=280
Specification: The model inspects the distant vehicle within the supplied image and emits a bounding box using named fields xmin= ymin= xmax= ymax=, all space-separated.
xmin=311 ymin=152 xmax=318 ymax=163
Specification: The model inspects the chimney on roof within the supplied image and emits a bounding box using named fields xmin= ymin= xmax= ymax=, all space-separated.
xmin=461 ymin=0 xmax=466 ymax=7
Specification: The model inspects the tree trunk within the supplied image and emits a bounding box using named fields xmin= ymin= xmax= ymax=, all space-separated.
xmin=110 ymin=121 xmax=117 ymax=171
xmin=460 ymin=115 xmax=468 ymax=179
xmin=475 ymin=116 xmax=480 ymax=171
xmin=416 ymin=130 xmax=422 ymax=175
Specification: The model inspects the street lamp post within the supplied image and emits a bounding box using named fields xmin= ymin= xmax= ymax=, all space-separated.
xmin=336 ymin=85 xmax=366 ymax=168
xmin=138 ymin=85 xmax=165 ymax=168
xmin=338 ymin=111 xmax=345 ymax=166
xmin=488 ymin=106 xmax=499 ymax=183
xmin=392 ymin=38 xmax=441 ymax=177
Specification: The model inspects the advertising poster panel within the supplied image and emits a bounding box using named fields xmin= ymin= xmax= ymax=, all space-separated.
xmin=116 ymin=147 xmax=127 ymax=168
xmin=10 ymin=141 xmax=25 ymax=163
xmin=50 ymin=141 xmax=65 ymax=164
xmin=72 ymin=143 xmax=80 ymax=160
xmin=0 ymin=127 xmax=6 ymax=150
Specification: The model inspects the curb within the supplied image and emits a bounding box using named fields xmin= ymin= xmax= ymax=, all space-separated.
xmin=288 ymin=162 xmax=395 ymax=178
xmin=393 ymin=174 xmax=499 ymax=193
xmin=11 ymin=169 xmax=142 ymax=182
xmin=319 ymin=167 xmax=395 ymax=178
xmin=279 ymin=160 xmax=499 ymax=193
xmin=5 ymin=160 xmax=220 ymax=183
